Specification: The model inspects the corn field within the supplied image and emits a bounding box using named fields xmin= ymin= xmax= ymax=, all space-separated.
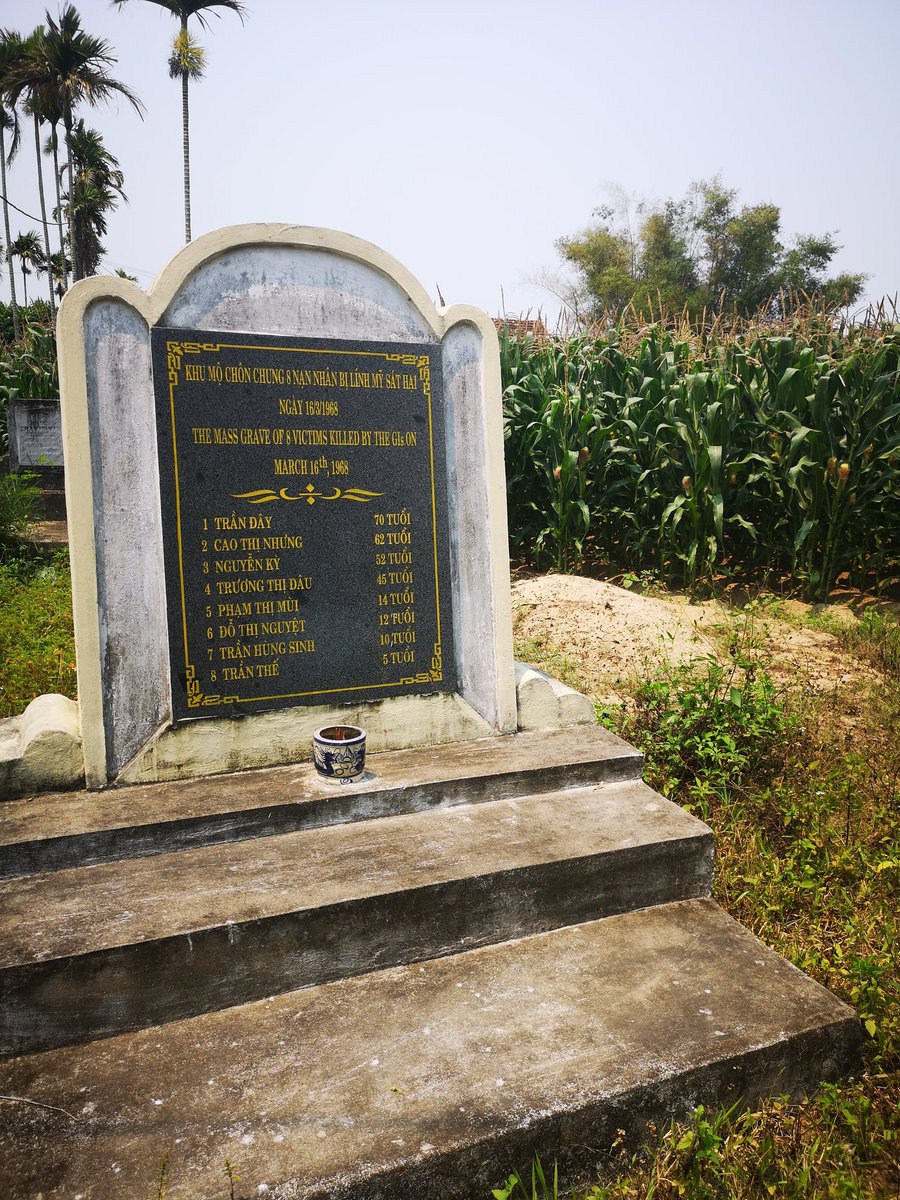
xmin=500 ymin=309 xmax=900 ymax=599
xmin=0 ymin=312 xmax=59 ymax=456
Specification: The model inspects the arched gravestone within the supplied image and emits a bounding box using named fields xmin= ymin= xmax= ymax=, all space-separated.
xmin=58 ymin=227 xmax=516 ymax=789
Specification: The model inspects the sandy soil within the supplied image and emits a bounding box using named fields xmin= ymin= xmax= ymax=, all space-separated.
xmin=510 ymin=571 xmax=886 ymax=708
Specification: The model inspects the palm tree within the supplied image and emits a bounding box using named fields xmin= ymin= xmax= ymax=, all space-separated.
xmin=43 ymin=121 xmax=69 ymax=291
xmin=167 ymin=26 xmax=205 ymax=243
xmin=20 ymin=5 xmax=143 ymax=283
xmin=0 ymin=29 xmax=23 ymax=338
xmin=7 ymin=27 xmax=59 ymax=312
xmin=47 ymin=248 xmax=71 ymax=298
xmin=113 ymin=1 xmax=246 ymax=243
xmin=24 ymin=93 xmax=57 ymax=310
xmin=9 ymin=230 xmax=45 ymax=306
xmin=64 ymin=120 xmax=127 ymax=278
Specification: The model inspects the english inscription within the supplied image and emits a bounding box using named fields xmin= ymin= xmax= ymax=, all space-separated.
xmin=152 ymin=329 xmax=455 ymax=720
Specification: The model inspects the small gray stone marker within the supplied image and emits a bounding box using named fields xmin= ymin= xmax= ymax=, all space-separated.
xmin=7 ymin=400 xmax=63 ymax=471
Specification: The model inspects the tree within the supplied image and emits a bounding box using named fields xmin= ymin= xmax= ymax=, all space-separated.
xmin=63 ymin=120 xmax=126 ymax=277
xmin=16 ymin=5 xmax=143 ymax=283
xmin=47 ymin=247 xmax=71 ymax=298
xmin=0 ymin=29 xmax=23 ymax=338
xmin=7 ymin=26 xmax=60 ymax=311
xmin=557 ymin=178 xmax=867 ymax=321
xmin=42 ymin=107 xmax=69 ymax=290
xmin=9 ymin=230 xmax=45 ymax=305
xmin=630 ymin=201 xmax=701 ymax=315
xmin=168 ymin=24 xmax=204 ymax=243
xmin=692 ymin=180 xmax=783 ymax=313
xmin=113 ymin=1 xmax=246 ymax=244
xmin=556 ymin=223 xmax=635 ymax=318
xmin=776 ymin=233 xmax=865 ymax=310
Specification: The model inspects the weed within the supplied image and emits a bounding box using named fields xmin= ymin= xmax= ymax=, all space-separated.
xmin=0 ymin=549 xmax=76 ymax=716
xmin=223 ymin=1157 xmax=240 ymax=1200
xmin=0 ymin=473 xmax=41 ymax=546
xmin=620 ymin=569 xmax=666 ymax=597
xmin=494 ymin=1156 xmax=559 ymax=1200
xmin=837 ymin=609 xmax=900 ymax=675
xmin=583 ymin=1081 xmax=900 ymax=1199
xmin=614 ymin=649 xmax=792 ymax=814
xmin=501 ymin=1077 xmax=900 ymax=1198
xmin=510 ymin=588 xmax=898 ymax=1200
xmin=513 ymin=630 xmax=590 ymax=695
xmin=151 ymin=1148 xmax=170 ymax=1200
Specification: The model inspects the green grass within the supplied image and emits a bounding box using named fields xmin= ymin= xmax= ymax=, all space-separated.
xmin=0 ymin=549 xmax=76 ymax=718
xmin=497 ymin=1086 xmax=898 ymax=1199
xmin=514 ymin=633 xmax=587 ymax=693
xmin=589 ymin=1083 xmax=899 ymax=1200
xmin=512 ymin=598 xmax=900 ymax=1200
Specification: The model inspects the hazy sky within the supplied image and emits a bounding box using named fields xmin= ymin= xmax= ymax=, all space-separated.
xmin=3 ymin=0 xmax=898 ymax=322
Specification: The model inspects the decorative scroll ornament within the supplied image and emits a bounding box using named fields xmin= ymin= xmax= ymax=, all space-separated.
xmin=232 ymin=485 xmax=384 ymax=506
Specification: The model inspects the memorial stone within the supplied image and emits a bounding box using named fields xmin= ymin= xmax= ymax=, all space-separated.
xmin=2 ymin=234 xmax=859 ymax=1200
xmin=58 ymin=226 xmax=517 ymax=788
xmin=7 ymin=400 xmax=64 ymax=471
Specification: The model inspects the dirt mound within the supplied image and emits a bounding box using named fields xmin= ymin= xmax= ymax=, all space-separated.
xmin=511 ymin=572 xmax=882 ymax=706
xmin=512 ymin=574 xmax=714 ymax=701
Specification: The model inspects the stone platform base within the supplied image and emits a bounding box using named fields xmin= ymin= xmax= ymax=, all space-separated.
xmin=0 ymin=729 xmax=860 ymax=1198
xmin=0 ymin=663 xmax=595 ymax=800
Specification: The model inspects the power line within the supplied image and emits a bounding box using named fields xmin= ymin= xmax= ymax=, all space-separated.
xmin=104 ymin=258 xmax=154 ymax=279
xmin=0 ymin=192 xmax=153 ymax=280
xmin=0 ymin=192 xmax=53 ymax=226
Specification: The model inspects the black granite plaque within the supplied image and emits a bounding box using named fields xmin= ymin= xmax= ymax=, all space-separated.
xmin=151 ymin=329 xmax=456 ymax=721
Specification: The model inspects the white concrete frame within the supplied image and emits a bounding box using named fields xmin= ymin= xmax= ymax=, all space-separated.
xmin=58 ymin=225 xmax=517 ymax=788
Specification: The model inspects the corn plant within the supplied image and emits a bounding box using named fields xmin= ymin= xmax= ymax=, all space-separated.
xmin=502 ymin=309 xmax=900 ymax=597
xmin=0 ymin=320 xmax=60 ymax=455
xmin=0 ymin=321 xmax=58 ymax=400
xmin=501 ymin=331 xmax=607 ymax=570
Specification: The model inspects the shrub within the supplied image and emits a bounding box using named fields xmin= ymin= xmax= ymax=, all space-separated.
xmin=613 ymin=649 xmax=792 ymax=812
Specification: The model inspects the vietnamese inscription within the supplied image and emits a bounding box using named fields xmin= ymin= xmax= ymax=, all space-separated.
xmin=152 ymin=329 xmax=455 ymax=720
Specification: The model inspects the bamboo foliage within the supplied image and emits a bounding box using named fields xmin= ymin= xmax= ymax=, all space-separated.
xmin=500 ymin=310 xmax=900 ymax=597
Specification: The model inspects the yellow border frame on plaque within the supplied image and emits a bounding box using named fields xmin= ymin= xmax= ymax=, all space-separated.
xmin=162 ymin=338 xmax=445 ymax=710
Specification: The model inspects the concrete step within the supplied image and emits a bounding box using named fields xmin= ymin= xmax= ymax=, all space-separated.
xmin=0 ymin=780 xmax=712 ymax=1056
xmin=0 ymin=727 xmax=642 ymax=879
xmin=0 ymin=898 xmax=861 ymax=1200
